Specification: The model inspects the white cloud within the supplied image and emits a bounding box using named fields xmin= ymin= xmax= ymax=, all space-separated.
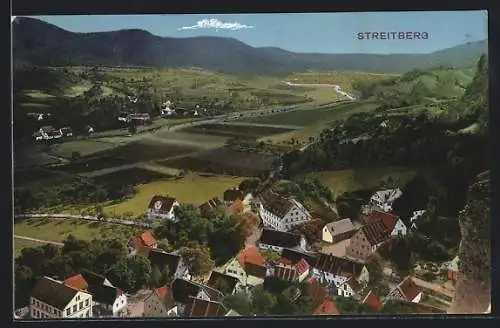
xmin=178 ymin=18 xmax=254 ymax=31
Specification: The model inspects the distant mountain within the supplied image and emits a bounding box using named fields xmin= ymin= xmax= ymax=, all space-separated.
xmin=13 ymin=17 xmax=488 ymax=75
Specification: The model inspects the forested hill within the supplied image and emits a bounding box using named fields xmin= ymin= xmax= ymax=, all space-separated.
xmin=13 ymin=17 xmax=487 ymax=75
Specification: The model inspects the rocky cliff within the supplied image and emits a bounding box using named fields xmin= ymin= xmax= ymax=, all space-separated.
xmin=448 ymin=170 xmax=491 ymax=314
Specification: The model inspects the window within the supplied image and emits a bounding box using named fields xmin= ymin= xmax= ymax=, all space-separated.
xmin=85 ymin=299 xmax=89 ymax=306
xmin=32 ymin=298 xmax=35 ymax=305
xmin=79 ymin=301 xmax=83 ymax=310
xmin=36 ymin=301 xmax=40 ymax=307
xmin=66 ymin=308 xmax=71 ymax=316
xmin=76 ymin=295 xmax=80 ymax=301
xmin=73 ymin=304 xmax=77 ymax=312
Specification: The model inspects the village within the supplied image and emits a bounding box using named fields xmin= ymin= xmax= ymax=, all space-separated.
xmin=20 ymin=179 xmax=460 ymax=319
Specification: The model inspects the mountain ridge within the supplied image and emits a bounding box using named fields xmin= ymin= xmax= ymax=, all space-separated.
xmin=13 ymin=17 xmax=488 ymax=75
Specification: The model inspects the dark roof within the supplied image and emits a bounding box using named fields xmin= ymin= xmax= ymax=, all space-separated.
xmin=148 ymin=249 xmax=181 ymax=274
xmin=91 ymin=284 xmax=120 ymax=305
xmin=199 ymin=197 xmax=222 ymax=215
xmin=223 ymin=189 xmax=245 ymax=202
xmin=60 ymin=127 xmax=72 ymax=132
xmin=198 ymin=284 xmax=224 ymax=302
xmin=171 ymin=278 xmax=201 ymax=303
xmin=80 ymin=269 xmax=108 ymax=288
xmin=260 ymin=191 xmax=294 ymax=218
xmin=31 ymin=277 xmax=82 ymax=310
xmin=280 ymin=248 xmax=317 ymax=266
xmin=259 ymin=228 xmax=303 ymax=249
xmin=40 ymin=125 xmax=56 ymax=132
xmin=148 ymin=195 xmax=177 ymax=213
xmin=314 ymin=253 xmax=364 ymax=278
xmin=184 ymin=296 xmax=227 ymax=317
xmin=244 ymin=262 xmax=267 ymax=279
xmin=274 ymin=264 xmax=298 ymax=281
xmin=206 ymin=271 xmax=239 ymax=295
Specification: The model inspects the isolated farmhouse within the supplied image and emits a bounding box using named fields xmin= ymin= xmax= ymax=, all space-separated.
xmin=146 ymin=195 xmax=179 ymax=220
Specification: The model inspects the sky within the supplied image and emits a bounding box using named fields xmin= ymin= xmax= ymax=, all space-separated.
xmin=29 ymin=11 xmax=488 ymax=54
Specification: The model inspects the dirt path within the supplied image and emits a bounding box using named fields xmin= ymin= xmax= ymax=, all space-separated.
xmin=411 ymin=277 xmax=454 ymax=299
xmin=14 ymin=235 xmax=64 ymax=246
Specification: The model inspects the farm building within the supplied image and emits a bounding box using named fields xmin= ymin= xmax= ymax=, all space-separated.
xmin=33 ymin=125 xmax=63 ymax=141
xmin=146 ymin=195 xmax=179 ymax=221
xmin=363 ymin=211 xmax=407 ymax=237
xmin=367 ymin=188 xmax=403 ymax=213
xmin=258 ymin=228 xmax=307 ymax=253
xmin=271 ymin=258 xmax=310 ymax=283
xmin=199 ymin=197 xmax=223 ymax=217
xmin=322 ymin=218 xmax=357 ymax=244
xmin=223 ymin=188 xmax=245 ymax=205
xmin=258 ymin=191 xmax=312 ymax=232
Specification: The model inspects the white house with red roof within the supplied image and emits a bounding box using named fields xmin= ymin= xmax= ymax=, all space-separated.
xmin=272 ymin=258 xmax=310 ymax=283
xmin=223 ymin=245 xmax=267 ymax=289
xmin=386 ymin=276 xmax=423 ymax=304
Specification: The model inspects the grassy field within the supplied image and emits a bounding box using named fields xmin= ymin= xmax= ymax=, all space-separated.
xmin=46 ymin=139 xmax=121 ymax=158
xmin=14 ymin=218 xmax=141 ymax=243
xmin=182 ymin=123 xmax=296 ymax=139
xmin=104 ymin=173 xmax=246 ymax=216
xmin=154 ymin=131 xmax=230 ymax=148
xmin=14 ymin=238 xmax=48 ymax=257
xmin=306 ymin=166 xmax=417 ymax=199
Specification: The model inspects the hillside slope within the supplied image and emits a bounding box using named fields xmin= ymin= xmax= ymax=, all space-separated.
xmin=13 ymin=17 xmax=487 ymax=75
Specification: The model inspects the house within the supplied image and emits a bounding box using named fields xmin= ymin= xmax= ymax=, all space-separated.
xmin=322 ymin=218 xmax=357 ymax=244
xmin=280 ymin=248 xmax=317 ymax=267
xmin=128 ymin=113 xmax=151 ymax=125
xmin=386 ymin=276 xmax=423 ymax=303
xmin=59 ymin=127 xmax=73 ymax=137
xmin=118 ymin=112 xmax=130 ymax=122
xmin=127 ymin=231 xmax=158 ymax=256
xmin=312 ymin=253 xmax=369 ymax=288
xmin=224 ymin=245 xmax=267 ymax=288
xmin=206 ymin=271 xmax=240 ymax=295
xmin=410 ymin=210 xmax=426 ymax=230
xmin=223 ymin=188 xmax=245 ymax=205
xmin=183 ymin=296 xmax=227 ymax=317
xmin=258 ymin=228 xmax=307 ymax=253
xmin=34 ymin=125 xmax=63 ymax=141
xmin=87 ymin=125 xmax=94 ymax=134
xmin=362 ymin=290 xmax=384 ymax=312
xmin=312 ymin=298 xmax=340 ymax=315
xmin=69 ymin=270 xmax=127 ymax=317
xmin=345 ymin=212 xmax=398 ymax=261
xmin=30 ymin=276 xmax=93 ymax=319
xmin=143 ymin=285 xmax=178 ymax=317
xmin=445 ymin=256 xmax=459 ymax=282
xmin=258 ymin=191 xmax=312 ymax=232
xmin=364 ymin=211 xmax=406 ymax=237
xmin=146 ymin=195 xmax=179 ymax=221
xmin=272 ymin=258 xmax=310 ymax=283
xmin=171 ymin=278 xmax=224 ymax=316
xmin=225 ymin=309 xmax=241 ymax=316
xmin=199 ymin=197 xmax=223 ymax=217
xmin=335 ymin=277 xmax=365 ymax=298
xmin=368 ymin=188 xmax=403 ymax=212
xmin=147 ymin=249 xmax=191 ymax=280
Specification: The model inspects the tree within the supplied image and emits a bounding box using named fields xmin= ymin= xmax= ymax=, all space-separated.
xmin=222 ymin=293 xmax=253 ymax=316
xmin=71 ymin=151 xmax=81 ymax=161
xmin=178 ymin=241 xmax=215 ymax=277
xmin=106 ymin=260 xmax=136 ymax=292
xmin=149 ymin=266 xmax=162 ymax=288
xmin=126 ymin=256 xmax=152 ymax=290
xmin=251 ymin=286 xmax=277 ymax=315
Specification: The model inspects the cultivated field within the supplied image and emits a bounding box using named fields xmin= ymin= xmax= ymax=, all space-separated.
xmin=14 ymin=238 xmax=47 ymax=257
xmin=160 ymin=148 xmax=279 ymax=178
xmin=54 ymin=140 xmax=200 ymax=173
xmin=14 ymin=218 xmax=141 ymax=243
xmin=306 ymin=166 xmax=417 ymax=199
xmin=103 ymin=173 xmax=246 ymax=216
xmin=181 ymin=123 xmax=296 ymax=139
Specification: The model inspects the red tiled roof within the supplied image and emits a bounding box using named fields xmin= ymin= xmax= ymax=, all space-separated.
xmin=140 ymin=231 xmax=157 ymax=247
xmin=365 ymin=211 xmax=398 ymax=230
xmin=313 ymin=298 xmax=339 ymax=315
xmin=155 ymin=285 xmax=169 ymax=299
xmin=398 ymin=276 xmax=423 ymax=302
xmin=237 ymin=245 xmax=266 ymax=267
xmin=228 ymin=199 xmax=244 ymax=215
xmin=363 ymin=291 xmax=383 ymax=312
xmin=307 ymin=277 xmax=326 ymax=304
xmin=360 ymin=217 xmax=394 ymax=246
xmin=63 ymin=274 xmax=89 ymax=291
